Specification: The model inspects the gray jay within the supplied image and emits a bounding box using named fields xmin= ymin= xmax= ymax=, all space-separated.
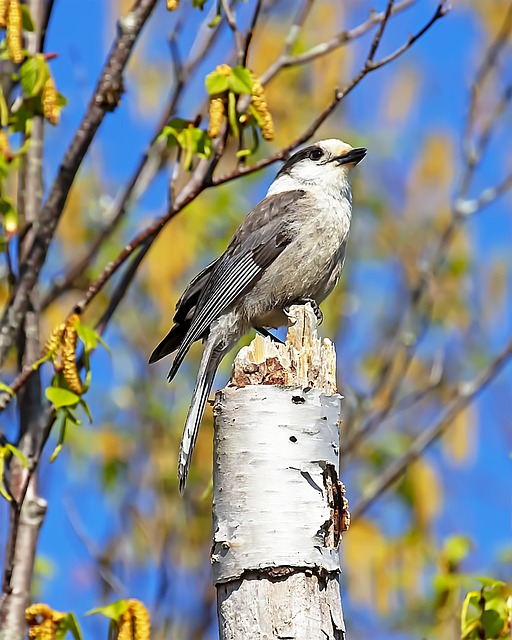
xmin=149 ymin=138 xmax=366 ymax=492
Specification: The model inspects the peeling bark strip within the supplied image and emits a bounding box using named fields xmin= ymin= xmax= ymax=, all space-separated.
xmin=213 ymin=304 xmax=346 ymax=639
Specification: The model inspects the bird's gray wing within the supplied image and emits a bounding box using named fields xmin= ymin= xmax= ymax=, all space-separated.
xmin=173 ymin=257 xmax=220 ymax=325
xmin=148 ymin=257 xmax=220 ymax=364
xmin=167 ymin=189 xmax=306 ymax=380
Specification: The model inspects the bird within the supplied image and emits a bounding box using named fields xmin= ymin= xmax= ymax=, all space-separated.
xmin=149 ymin=138 xmax=366 ymax=493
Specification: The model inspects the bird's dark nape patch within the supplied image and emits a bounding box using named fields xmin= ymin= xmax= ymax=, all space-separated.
xmin=276 ymin=145 xmax=319 ymax=178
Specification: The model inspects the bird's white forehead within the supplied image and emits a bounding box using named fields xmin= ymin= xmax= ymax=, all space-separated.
xmin=317 ymin=138 xmax=354 ymax=156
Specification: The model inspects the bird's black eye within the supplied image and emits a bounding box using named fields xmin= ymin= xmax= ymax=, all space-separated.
xmin=309 ymin=148 xmax=323 ymax=161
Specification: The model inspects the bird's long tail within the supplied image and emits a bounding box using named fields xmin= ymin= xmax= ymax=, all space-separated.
xmin=178 ymin=333 xmax=225 ymax=494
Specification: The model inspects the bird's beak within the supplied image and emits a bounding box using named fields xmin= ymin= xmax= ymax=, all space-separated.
xmin=333 ymin=147 xmax=367 ymax=166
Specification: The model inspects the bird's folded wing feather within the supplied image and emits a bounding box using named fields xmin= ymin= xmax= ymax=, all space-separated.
xmin=167 ymin=189 xmax=306 ymax=380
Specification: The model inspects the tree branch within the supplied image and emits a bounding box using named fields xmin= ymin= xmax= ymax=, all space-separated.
xmin=0 ymin=1 xmax=47 ymax=632
xmin=344 ymin=2 xmax=512 ymax=459
xmin=0 ymin=0 xmax=449 ymax=414
xmin=40 ymin=0 xmax=225 ymax=310
xmin=0 ymin=0 xmax=158 ymax=368
xmin=351 ymin=339 xmax=512 ymax=521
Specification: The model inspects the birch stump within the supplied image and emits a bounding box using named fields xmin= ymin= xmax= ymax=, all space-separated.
xmin=212 ymin=304 xmax=349 ymax=640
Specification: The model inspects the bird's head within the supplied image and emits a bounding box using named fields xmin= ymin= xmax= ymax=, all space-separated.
xmin=270 ymin=139 xmax=366 ymax=196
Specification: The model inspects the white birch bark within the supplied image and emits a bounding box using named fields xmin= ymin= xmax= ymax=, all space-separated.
xmin=213 ymin=304 xmax=349 ymax=640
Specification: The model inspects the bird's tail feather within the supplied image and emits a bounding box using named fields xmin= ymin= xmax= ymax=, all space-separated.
xmin=177 ymin=335 xmax=224 ymax=494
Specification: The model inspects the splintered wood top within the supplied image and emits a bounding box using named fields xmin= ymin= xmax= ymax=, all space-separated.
xmin=230 ymin=303 xmax=337 ymax=394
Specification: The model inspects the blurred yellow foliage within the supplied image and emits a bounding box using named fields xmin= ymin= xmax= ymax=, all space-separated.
xmin=252 ymin=2 xmax=349 ymax=145
xmin=384 ymin=66 xmax=420 ymax=124
xmin=407 ymin=458 xmax=442 ymax=528
xmin=59 ymin=175 xmax=98 ymax=250
xmin=442 ymin=405 xmax=476 ymax=464
xmin=344 ymin=518 xmax=389 ymax=613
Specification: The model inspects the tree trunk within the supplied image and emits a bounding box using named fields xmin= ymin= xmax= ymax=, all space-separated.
xmin=212 ymin=304 xmax=349 ymax=640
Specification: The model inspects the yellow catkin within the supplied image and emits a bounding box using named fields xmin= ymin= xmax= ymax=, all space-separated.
xmin=166 ymin=0 xmax=179 ymax=10
xmin=116 ymin=600 xmax=151 ymax=640
xmin=208 ymin=96 xmax=225 ymax=139
xmin=26 ymin=603 xmax=66 ymax=640
xmin=0 ymin=130 xmax=10 ymax=157
xmin=117 ymin=610 xmax=133 ymax=640
xmin=44 ymin=322 xmax=65 ymax=356
xmin=62 ymin=313 xmax=82 ymax=395
xmin=251 ymin=77 xmax=274 ymax=141
xmin=42 ymin=77 xmax=60 ymax=125
xmin=6 ymin=0 xmax=22 ymax=64
xmin=215 ymin=63 xmax=232 ymax=77
xmin=0 ymin=0 xmax=8 ymax=28
xmin=129 ymin=599 xmax=151 ymax=640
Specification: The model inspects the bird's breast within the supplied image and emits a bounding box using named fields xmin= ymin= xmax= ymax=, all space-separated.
xmin=243 ymin=196 xmax=351 ymax=328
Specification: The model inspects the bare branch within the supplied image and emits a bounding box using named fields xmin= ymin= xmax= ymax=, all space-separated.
xmin=366 ymin=0 xmax=395 ymax=64
xmin=351 ymin=339 xmax=512 ymax=521
xmin=221 ymin=0 xmax=244 ymax=63
xmin=0 ymin=0 xmax=158 ymax=368
xmin=214 ymin=1 xmax=449 ymax=187
xmin=40 ymin=1 xmax=226 ymax=311
xmin=260 ymin=0 xmax=415 ymax=85
xmin=0 ymin=0 xmax=449 ymax=414
xmin=347 ymin=3 xmax=512 ymax=456
xmin=242 ymin=0 xmax=263 ymax=67
xmin=0 ymin=0 xmax=47 ymax=632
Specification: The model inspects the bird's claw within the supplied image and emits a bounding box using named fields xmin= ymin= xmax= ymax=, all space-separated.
xmin=283 ymin=298 xmax=323 ymax=325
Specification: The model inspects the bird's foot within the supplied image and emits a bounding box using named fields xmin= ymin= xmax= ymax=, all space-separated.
xmin=256 ymin=327 xmax=285 ymax=344
xmin=284 ymin=298 xmax=323 ymax=325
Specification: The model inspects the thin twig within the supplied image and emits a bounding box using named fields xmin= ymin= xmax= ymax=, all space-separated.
xmin=0 ymin=0 xmax=449 ymax=414
xmin=0 ymin=0 xmax=158 ymax=368
xmin=366 ymin=0 xmax=395 ymax=64
xmin=221 ymin=0 xmax=244 ymax=63
xmin=351 ymin=339 xmax=512 ymax=521
xmin=349 ymin=2 xmax=512 ymax=455
xmin=259 ymin=0 xmax=415 ymax=86
xmin=40 ymin=0 xmax=225 ymax=310
xmin=242 ymin=0 xmax=263 ymax=67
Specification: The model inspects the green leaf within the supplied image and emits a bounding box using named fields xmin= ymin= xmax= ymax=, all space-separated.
xmin=0 ymin=453 xmax=11 ymax=502
xmin=208 ymin=14 xmax=221 ymax=27
xmin=55 ymin=613 xmax=83 ymax=640
xmin=477 ymin=577 xmax=506 ymax=588
xmin=461 ymin=618 xmax=481 ymax=639
xmin=5 ymin=444 xmax=27 ymax=467
xmin=181 ymin=126 xmax=195 ymax=171
xmin=0 ymin=86 xmax=9 ymax=128
xmin=20 ymin=55 xmax=49 ymax=98
xmin=65 ymin=408 xmax=81 ymax=426
xmin=461 ymin=591 xmax=481 ymax=630
xmin=79 ymin=399 xmax=93 ymax=424
xmin=481 ymin=609 xmax=504 ymax=638
xmin=167 ymin=117 xmax=190 ymax=130
xmin=228 ymin=66 xmax=253 ymax=94
xmin=56 ymin=93 xmax=68 ymax=107
xmin=444 ymin=535 xmax=471 ymax=564
xmin=86 ymin=600 xmax=129 ymax=622
xmin=205 ymin=71 xmax=229 ymax=95
xmin=20 ymin=5 xmax=35 ymax=31
xmin=76 ymin=321 xmax=98 ymax=351
xmin=76 ymin=320 xmax=110 ymax=355
xmin=227 ymin=91 xmax=239 ymax=138
xmin=9 ymin=105 xmax=33 ymax=135
xmin=49 ymin=443 xmax=62 ymax=463
xmin=0 ymin=381 xmax=14 ymax=396
xmin=46 ymin=387 xmax=80 ymax=409
xmin=192 ymin=0 xmax=208 ymax=8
